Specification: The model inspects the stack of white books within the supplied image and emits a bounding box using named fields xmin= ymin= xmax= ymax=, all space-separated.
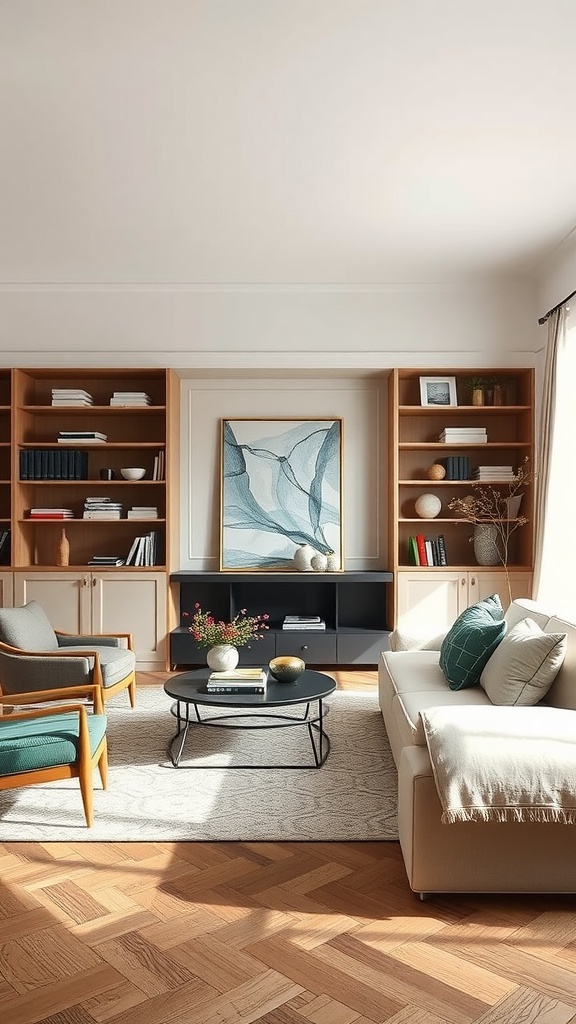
xmin=127 ymin=506 xmax=158 ymax=520
xmin=282 ymin=615 xmax=326 ymax=631
xmin=29 ymin=507 xmax=73 ymax=519
xmin=51 ymin=388 xmax=93 ymax=407
xmin=206 ymin=668 xmax=268 ymax=694
xmin=472 ymin=465 xmax=516 ymax=480
xmin=110 ymin=392 xmax=152 ymax=407
xmin=57 ymin=430 xmax=107 ymax=443
xmin=88 ymin=555 xmax=126 ymax=566
xmin=439 ymin=427 xmax=487 ymax=444
xmin=83 ymin=497 xmax=124 ymax=519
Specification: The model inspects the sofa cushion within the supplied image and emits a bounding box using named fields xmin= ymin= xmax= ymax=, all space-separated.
xmin=61 ymin=645 xmax=136 ymax=688
xmin=543 ymin=616 xmax=576 ymax=711
xmin=0 ymin=602 xmax=59 ymax=652
xmin=439 ymin=594 xmax=506 ymax=690
xmin=480 ymin=617 xmax=567 ymax=706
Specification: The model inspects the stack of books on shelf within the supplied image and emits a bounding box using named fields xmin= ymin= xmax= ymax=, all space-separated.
xmin=51 ymin=388 xmax=93 ymax=407
xmin=408 ymin=534 xmax=447 ymax=567
xmin=0 ymin=529 xmax=10 ymax=564
xmin=19 ymin=449 xmax=88 ymax=480
xmin=83 ymin=497 xmax=124 ymax=519
xmin=125 ymin=530 xmax=158 ymax=566
xmin=88 ymin=555 xmax=126 ymax=567
xmin=206 ymin=668 xmax=268 ymax=694
xmin=127 ymin=506 xmax=158 ymax=520
xmin=28 ymin=507 xmax=74 ymax=519
xmin=58 ymin=431 xmax=107 ymax=444
xmin=472 ymin=465 xmax=516 ymax=481
xmin=444 ymin=456 xmax=470 ymax=480
xmin=110 ymin=392 xmax=152 ymax=407
xmin=282 ymin=615 xmax=326 ymax=631
xmin=152 ymin=450 xmax=165 ymax=480
xmin=439 ymin=427 xmax=487 ymax=444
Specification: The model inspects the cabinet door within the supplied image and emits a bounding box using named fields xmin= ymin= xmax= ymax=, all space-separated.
xmin=396 ymin=570 xmax=466 ymax=634
xmin=14 ymin=571 xmax=91 ymax=632
xmin=0 ymin=572 xmax=13 ymax=608
xmin=468 ymin=570 xmax=533 ymax=611
xmin=91 ymin=571 xmax=167 ymax=669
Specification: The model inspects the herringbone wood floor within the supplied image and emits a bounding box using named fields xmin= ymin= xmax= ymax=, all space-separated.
xmin=2 ymin=671 xmax=576 ymax=1024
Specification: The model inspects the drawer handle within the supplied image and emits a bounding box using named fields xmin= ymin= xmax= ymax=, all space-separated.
xmin=301 ymin=645 xmax=308 ymax=651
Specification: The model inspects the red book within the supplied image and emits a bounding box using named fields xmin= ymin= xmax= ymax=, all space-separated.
xmin=415 ymin=534 xmax=428 ymax=566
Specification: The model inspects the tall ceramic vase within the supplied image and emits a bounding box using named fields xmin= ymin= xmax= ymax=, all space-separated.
xmin=473 ymin=524 xmax=500 ymax=566
xmin=206 ymin=645 xmax=239 ymax=672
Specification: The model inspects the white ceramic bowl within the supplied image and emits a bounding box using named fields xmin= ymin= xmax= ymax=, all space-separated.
xmin=120 ymin=468 xmax=146 ymax=480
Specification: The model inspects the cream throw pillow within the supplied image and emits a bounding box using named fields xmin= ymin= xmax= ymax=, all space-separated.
xmin=480 ymin=617 xmax=567 ymax=706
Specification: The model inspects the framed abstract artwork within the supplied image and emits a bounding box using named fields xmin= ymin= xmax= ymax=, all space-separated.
xmin=220 ymin=418 xmax=343 ymax=571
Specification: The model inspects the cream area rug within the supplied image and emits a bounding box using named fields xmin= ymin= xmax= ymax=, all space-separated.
xmin=0 ymin=687 xmax=398 ymax=842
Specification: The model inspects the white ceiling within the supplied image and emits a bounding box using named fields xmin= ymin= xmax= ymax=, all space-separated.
xmin=2 ymin=0 xmax=576 ymax=286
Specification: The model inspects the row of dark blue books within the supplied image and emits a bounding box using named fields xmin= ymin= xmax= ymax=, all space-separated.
xmin=19 ymin=449 xmax=89 ymax=480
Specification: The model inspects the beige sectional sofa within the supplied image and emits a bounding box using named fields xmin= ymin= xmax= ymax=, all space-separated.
xmin=378 ymin=598 xmax=576 ymax=896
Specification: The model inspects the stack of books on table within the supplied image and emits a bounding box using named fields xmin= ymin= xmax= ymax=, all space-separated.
xmin=88 ymin=555 xmax=126 ymax=567
xmin=51 ymin=388 xmax=93 ymax=407
xmin=206 ymin=668 xmax=268 ymax=694
xmin=28 ymin=507 xmax=73 ymax=519
xmin=127 ymin=506 xmax=158 ymax=520
xmin=282 ymin=615 xmax=326 ymax=630
xmin=110 ymin=392 xmax=151 ymax=407
xmin=58 ymin=431 xmax=107 ymax=444
xmin=83 ymin=497 xmax=124 ymax=519
xmin=472 ymin=465 xmax=516 ymax=481
xmin=439 ymin=427 xmax=487 ymax=444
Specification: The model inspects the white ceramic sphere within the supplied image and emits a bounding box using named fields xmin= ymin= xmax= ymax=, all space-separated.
xmin=120 ymin=468 xmax=146 ymax=480
xmin=414 ymin=493 xmax=442 ymax=519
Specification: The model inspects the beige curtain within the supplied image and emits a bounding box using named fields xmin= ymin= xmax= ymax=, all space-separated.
xmin=533 ymin=304 xmax=575 ymax=611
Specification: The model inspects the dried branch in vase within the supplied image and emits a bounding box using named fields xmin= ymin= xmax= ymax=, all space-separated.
xmin=448 ymin=457 xmax=533 ymax=603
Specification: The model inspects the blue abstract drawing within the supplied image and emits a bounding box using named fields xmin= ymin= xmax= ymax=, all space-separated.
xmin=220 ymin=419 xmax=343 ymax=570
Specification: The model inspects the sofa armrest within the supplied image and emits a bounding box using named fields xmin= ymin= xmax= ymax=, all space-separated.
xmin=57 ymin=635 xmax=121 ymax=648
xmin=389 ymin=628 xmax=449 ymax=652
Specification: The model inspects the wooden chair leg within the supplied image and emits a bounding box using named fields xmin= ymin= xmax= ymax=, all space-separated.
xmin=128 ymin=676 xmax=136 ymax=707
xmin=98 ymin=738 xmax=108 ymax=790
xmin=78 ymin=757 xmax=94 ymax=827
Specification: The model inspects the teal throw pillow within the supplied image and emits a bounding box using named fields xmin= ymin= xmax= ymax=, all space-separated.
xmin=439 ymin=594 xmax=506 ymax=690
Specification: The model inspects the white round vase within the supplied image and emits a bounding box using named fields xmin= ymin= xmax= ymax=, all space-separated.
xmin=311 ymin=552 xmax=328 ymax=571
xmin=473 ymin=524 xmax=501 ymax=566
xmin=293 ymin=543 xmax=315 ymax=571
xmin=206 ymin=645 xmax=239 ymax=672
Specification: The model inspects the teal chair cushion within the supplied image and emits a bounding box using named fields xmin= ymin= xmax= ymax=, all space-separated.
xmin=0 ymin=601 xmax=59 ymax=652
xmin=0 ymin=713 xmax=107 ymax=775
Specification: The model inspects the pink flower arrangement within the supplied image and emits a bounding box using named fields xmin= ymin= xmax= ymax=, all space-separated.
xmin=184 ymin=603 xmax=270 ymax=648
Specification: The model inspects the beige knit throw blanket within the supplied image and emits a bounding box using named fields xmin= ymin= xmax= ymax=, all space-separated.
xmin=419 ymin=705 xmax=576 ymax=824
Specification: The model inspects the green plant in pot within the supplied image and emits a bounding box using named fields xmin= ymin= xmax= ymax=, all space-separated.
xmin=465 ymin=376 xmax=489 ymax=406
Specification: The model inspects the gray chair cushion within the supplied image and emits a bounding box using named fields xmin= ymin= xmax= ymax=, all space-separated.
xmin=59 ymin=645 xmax=136 ymax=688
xmin=0 ymin=602 xmax=59 ymax=652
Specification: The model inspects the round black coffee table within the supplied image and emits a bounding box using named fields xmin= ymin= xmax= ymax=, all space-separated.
xmin=164 ymin=668 xmax=336 ymax=769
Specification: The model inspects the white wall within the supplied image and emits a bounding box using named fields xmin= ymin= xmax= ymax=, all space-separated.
xmin=0 ymin=279 xmax=539 ymax=369
xmin=180 ymin=376 xmax=387 ymax=571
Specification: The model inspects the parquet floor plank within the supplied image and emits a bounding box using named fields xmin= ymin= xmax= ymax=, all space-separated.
xmin=2 ymin=671 xmax=576 ymax=1024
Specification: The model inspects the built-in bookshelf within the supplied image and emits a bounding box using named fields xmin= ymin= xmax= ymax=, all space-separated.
xmin=388 ymin=368 xmax=535 ymax=629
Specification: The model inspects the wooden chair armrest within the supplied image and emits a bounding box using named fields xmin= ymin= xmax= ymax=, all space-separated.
xmin=55 ymin=630 xmax=134 ymax=650
xmin=0 ymin=684 xmax=103 ymax=713
xmin=4 ymin=703 xmax=90 ymax=724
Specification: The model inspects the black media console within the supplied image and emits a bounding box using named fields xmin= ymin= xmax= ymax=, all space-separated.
xmin=169 ymin=571 xmax=393 ymax=669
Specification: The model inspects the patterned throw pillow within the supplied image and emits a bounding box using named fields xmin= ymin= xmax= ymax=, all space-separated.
xmin=439 ymin=594 xmax=506 ymax=690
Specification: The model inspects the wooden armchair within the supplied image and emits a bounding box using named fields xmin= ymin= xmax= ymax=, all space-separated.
xmin=0 ymin=684 xmax=107 ymax=827
xmin=0 ymin=601 xmax=136 ymax=707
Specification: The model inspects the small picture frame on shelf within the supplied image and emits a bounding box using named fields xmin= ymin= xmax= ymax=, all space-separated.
xmin=419 ymin=376 xmax=457 ymax=407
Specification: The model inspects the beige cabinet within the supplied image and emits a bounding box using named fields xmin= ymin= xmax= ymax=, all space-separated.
xmin=14 ymin=570 xmax=166 ymax=669
xmin=397 ymin=569 xmax=533 ymax=635
xmin=0 ymin=571 xmax=13 ymax=608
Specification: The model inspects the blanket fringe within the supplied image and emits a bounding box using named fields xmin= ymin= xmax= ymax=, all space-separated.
xmin=441 ymin=807 xmax=576 ymax=825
